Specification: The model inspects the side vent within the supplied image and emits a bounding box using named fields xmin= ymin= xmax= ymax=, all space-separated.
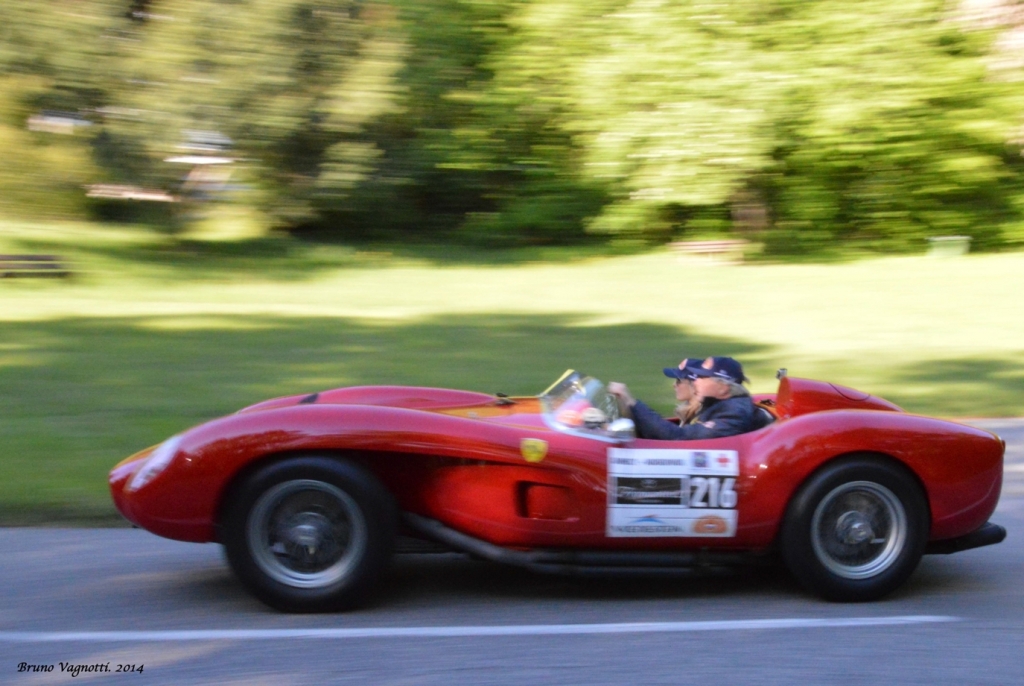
xmin=516 ymin=483 xmax=578 ymax=520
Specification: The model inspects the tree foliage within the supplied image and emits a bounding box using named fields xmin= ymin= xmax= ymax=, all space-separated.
xmin=2 ymin=0 xmax=1024 ymax=252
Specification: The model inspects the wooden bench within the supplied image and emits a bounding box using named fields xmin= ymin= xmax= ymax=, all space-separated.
xmin=0 ymin=254 xmax=71 ymax=278
xmin=670 ymin=239 xmax=750 ymax=264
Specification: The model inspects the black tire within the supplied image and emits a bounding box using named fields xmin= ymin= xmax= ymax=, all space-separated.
xmin=779 ymin=456 xmax=929 ymax=602
xmin=222 ymin=456 xmax=397 ymax=612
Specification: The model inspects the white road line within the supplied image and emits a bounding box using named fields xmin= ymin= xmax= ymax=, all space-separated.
xmin=0 ymin=616 xmax=957 ymax=643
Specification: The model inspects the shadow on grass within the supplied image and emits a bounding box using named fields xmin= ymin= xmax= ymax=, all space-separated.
xmin=881 ymin=357 xmax=1024 ymax=418
xmin=0 ymin=312 xmax=768 ymax=524
xmin=3 ymin=312 xmax=1023 ymax=525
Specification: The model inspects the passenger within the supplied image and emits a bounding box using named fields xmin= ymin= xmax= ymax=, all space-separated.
xmin=669 ymin=357 xmax=704 ymax=424
xmin=608 ymin=356 xmax=759 ymax=440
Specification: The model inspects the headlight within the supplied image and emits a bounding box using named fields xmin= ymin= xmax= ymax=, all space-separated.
xmin=127 ymin=435 xmax=183 ymax=491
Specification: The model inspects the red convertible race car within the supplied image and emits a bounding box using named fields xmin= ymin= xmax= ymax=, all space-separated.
xmin=109 ymin=370 xmax=1006 ymax=612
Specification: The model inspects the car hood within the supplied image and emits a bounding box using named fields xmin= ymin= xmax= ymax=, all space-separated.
xmin=237 ymin=385 xmax=541 ymax=418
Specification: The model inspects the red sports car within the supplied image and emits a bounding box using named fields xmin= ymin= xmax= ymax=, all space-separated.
xmin=109 ymin=370 xmax=1005 ymax=612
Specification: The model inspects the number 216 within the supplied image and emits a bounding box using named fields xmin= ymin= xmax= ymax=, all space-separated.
xmin=690 ymin=477 xmax=737 ymax=508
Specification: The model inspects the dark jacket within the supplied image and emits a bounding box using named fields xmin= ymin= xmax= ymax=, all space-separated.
xmin=631 ymin=394 xmax=758 ymax=440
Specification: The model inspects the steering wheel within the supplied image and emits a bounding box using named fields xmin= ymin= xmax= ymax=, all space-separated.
xmin=596 ymin=389 xmax=621 ymax=423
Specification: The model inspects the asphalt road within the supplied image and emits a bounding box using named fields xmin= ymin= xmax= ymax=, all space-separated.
xmin=2 ymin=420 xmax=1023 ymax=685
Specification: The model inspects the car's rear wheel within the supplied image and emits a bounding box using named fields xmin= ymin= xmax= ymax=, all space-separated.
xmin=222 ymin=456 xmax=396 ymax=612
xmin=780 ymin=456 xmax=929 ymax=602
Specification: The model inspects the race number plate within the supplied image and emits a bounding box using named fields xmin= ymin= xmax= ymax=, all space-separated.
xmin=607 ymin=448 xmax=739 ymax=537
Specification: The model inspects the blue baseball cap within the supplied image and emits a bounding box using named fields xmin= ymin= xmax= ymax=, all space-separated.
xmin=689 ymin=356 xmax=749 ymax=384
xmin=663 ymin=357 xmax=706 ymax=381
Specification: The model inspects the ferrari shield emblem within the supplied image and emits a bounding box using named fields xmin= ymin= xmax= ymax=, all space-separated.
xmin=520 ymin=438 xmax=548 ymax=463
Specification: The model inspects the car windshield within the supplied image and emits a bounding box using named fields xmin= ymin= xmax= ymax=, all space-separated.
xmin=539 ymin=370 xmax=622 ymax=437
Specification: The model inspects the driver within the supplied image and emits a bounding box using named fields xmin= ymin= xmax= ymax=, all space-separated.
xmin=613 ymin=357 xmax=703 ymax=423
xmin=608 ymin=356 xmax=758 ymax=440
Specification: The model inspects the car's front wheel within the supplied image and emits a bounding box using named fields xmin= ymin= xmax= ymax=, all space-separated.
xmin=222 ymin=456 xmax=396 ymax=612
xmin=780 ymin=456 xmax=929 ymax=602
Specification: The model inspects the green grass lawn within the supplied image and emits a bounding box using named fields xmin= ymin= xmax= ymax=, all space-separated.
xmin=2 ymin=218 xmax=1024 ymax=524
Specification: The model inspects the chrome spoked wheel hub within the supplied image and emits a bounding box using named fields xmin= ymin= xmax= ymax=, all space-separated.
xmin=810 ymin=480 xmax=907 ymax=580
xmin=247 ymin=479 xmax=367 ymax=589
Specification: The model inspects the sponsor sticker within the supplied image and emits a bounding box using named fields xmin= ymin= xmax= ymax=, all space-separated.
xmin=615 ymin=477 xmax=684 ymax=505
xmin=693 ymin=515 xmax=729 ymax=535
xmin=607 ymin=514 xmax=687 ymax=536
xmin=606 ymin=448 xmax=740 ymax=538
xmin=606 ymin=509 xmax=737 ymax=538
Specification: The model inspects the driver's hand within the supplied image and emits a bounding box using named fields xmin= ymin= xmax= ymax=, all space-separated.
xmin=607 ymin=382 xmax=636 ymax=408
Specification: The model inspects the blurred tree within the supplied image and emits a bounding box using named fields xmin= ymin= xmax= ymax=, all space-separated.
xmin=750 ymin=0 xmax=1024 ymax=253
xmin=98 ymin=0 xmax=406 ymax=225
xmin=0 ymin=0 xmax=133 ymax=110
xmin=494 ymin=0 xmax=781 ymax=239
xmin=311 ymin=0 xmax=509 ymax=239
xmin=420 ymin=0 xmax=607 ymax=245
xmin=476 ymin=0 xmax=1024 ymax=250
xmin=0 ymin=1 xmax=131 ymax=218
xmin=2 ymin=0 xmax=1024 ymax=253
